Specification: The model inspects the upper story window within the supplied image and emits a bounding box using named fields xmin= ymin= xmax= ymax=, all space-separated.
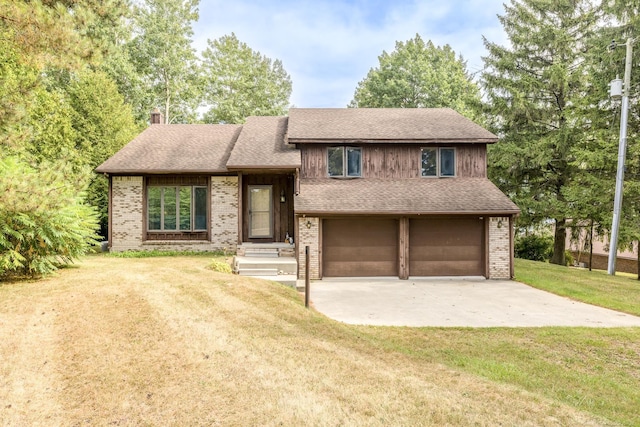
xmin=147 ymin=186 xmax=208 ymax=231
xmin=328 ymin=146 xmax=362 ymax=177
xmin=421 ymin=147 xmax=455 ymax=177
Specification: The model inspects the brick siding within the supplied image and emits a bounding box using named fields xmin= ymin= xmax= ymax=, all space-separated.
xmin=297 ymin=217 xmax=320 ymax=279
xmin=210 ymin=176 xmax=239 ymax=251
xmin=110 ymin=175 xmax=238 ymax=253
xmin=111 ymin=176 xmax=144 ymax=251
xmin=488 ymin=216 xmax=511 ymax=279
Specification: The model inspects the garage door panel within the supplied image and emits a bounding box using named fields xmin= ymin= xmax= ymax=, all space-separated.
xmin=323 ymin=218 xmax=398 ymax=277
xmin=410 ymin=260 xmax=482 ymax=276
xmin=410 ymin=218 xmax=484 ymax=276
xmin=323 ymin=261 xmax=399 ymax=277
xmin=324 ymin=245 xmax=398 ymax=262
xmin=410 ymin=246 xmax=482 ymax=261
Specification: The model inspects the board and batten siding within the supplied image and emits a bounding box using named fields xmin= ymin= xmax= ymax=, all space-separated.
xmin=300 ymin=144 xmax=486 ymax=179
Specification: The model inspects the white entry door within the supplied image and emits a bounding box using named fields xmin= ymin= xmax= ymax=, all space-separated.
xmin=249 ymin=185 xmax=272 ymax=238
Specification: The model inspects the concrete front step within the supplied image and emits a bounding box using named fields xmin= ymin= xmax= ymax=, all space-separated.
xmin=233 ymin=256 xmax=298 ymax=275
xmin=252 ymin=275 xmax=298 ymax=288
xmin=243 ymin=249 xmax=280 ymax=257
xmin=239 ymin=268 xmax=279 ymax=276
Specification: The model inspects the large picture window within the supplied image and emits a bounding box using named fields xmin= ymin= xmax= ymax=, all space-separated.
xmin=148 ymin=186 xmax=208 ymax=232
xmin=328 ymin=146 xmax=362 ymax=177
xmin=421 ymin=147 xmax=456 ymax=177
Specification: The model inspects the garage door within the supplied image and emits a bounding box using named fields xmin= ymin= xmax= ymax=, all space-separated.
xmin=409 ymin=218 xmax=484 ymax=276
xmin=323 ymin=218 xmax=398 ymax=277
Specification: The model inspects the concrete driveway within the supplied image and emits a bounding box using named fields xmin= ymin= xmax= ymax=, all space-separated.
xmin=308 ymin=277 xmax=640 ymax=327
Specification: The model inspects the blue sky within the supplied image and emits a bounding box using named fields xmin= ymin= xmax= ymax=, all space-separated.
xmin=192 ymin=0 xmax=509 ymax=108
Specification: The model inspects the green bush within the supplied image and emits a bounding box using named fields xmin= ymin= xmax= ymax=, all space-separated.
xmin=209 ymin=260 xmax=233 ymax=274
xmin=564 ymin=250 xmax=575 ymax=266
xmin=0 ymin=157 xmax=99 ymax=278
xmin=514 ymin=234 xmax=553 ymax=262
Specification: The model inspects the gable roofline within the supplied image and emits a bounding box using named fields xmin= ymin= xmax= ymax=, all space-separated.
xmin=287 ymin=107 xmax=497 ymax=144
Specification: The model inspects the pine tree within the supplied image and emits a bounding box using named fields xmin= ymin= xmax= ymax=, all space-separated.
xmin=482 ymin=0 xmax=600 ymax=265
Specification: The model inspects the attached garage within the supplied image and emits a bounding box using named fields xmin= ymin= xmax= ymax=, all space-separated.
xmin=323 ymin=218 xmax=398 ymax=277
xmin=409 ymin=217 xmax=484 ymax=276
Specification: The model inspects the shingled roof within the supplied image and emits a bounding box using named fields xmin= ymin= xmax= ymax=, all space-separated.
xmin=226 ymin=116 xmax=301 ymax=169
xmin=287 ymin=108 xmax=497 ymax=143
xmin=295 ymin=178 xmax=520 ymax=215
xmin=95 ymin=124 xmax=242 ymax=174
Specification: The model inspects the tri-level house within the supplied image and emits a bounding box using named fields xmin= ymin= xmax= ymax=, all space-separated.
xmin=96 ymin=108 xmax=520 ymax=282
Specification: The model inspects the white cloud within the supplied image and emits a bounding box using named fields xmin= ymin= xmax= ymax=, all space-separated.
xmin=193 ymin=0 xmax=508 ymax=107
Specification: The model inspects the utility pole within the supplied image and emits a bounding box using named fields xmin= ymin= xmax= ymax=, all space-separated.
xmin=608 ymin=38 xmax=634 ymax=275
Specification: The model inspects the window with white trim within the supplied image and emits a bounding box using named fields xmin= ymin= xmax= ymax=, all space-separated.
xmin=328 ymin=146 xmax=362 ymax=177
xmin=147 ymin=186 xmax=208 ymax=231
xmin=421 ymin=147 xmax=456 ymax=177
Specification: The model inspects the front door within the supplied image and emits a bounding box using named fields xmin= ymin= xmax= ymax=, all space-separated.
xmin=249 ymin=185 xmax=272 ymax=238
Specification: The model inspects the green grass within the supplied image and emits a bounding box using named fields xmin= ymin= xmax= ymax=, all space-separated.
xmin=354 ymin=259 xmax=640 ymax=426
xmin=104 ymin=249 xmax=231 ymax=258
xmin=514 ymin=258 xmax=640 ymax=316
xmin=3 ymin=256 xmax=639 ymax=425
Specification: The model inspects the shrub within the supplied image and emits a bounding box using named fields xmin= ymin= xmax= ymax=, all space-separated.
xmin=209 ymin=260 xmax=233 ymax=274
xmin=0 ymin=157 xmax=99 ymax=278
xmin=514 ymin=234 xmax=553 ymax=262
xmin=564 ymin=250 xmax=575 ymax=266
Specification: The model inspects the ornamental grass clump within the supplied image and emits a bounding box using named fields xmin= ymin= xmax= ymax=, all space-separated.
xmin=0 ymin=157 xmax=99 ymax=279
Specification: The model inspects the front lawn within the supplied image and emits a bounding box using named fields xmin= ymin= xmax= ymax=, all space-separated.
xmin=514 ymin=258 xmax=640 ymax=316
xmin=0 ymin=255 xmax=636 ymax=426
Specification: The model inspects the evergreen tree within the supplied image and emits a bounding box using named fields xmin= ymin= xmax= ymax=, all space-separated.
xmin=482 ymin=0 xmax=600 ymax=265
xmin=201 ymin=33 xmax=292 ymax=124
xmin=349 ymin=34 xmax=481 ymax=120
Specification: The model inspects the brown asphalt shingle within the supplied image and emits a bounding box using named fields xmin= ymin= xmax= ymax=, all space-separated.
xmin=287 ymin=108 xmax=497 ymax=143
xmin=295 ymin=178 xmax=520 ymax=215
xmin=226 ymin=116 xmax=301 ymax=169
xmin=95 ymin=124 xmax=242 ymax=174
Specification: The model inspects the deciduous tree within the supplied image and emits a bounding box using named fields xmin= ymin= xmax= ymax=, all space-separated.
xmin=201 ymin=33 xmax=292 ymax=124
xmin=127 ymin=0 xmax=201 ymax=123
xmin=349 ymin=34 xmax=481 ymax=120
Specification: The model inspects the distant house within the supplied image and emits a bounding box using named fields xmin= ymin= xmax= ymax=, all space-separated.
xmin=566 ymin=226 xmax=638 ymax=274
xmin=96 ymin=108 xmax=520 ymax=281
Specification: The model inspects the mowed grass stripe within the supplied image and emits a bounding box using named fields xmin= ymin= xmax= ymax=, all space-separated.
xmin=0 ymin=255 xmax=629 ymax=426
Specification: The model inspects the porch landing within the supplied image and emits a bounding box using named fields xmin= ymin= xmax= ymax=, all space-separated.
xmin=233 ymin=243 xmax=297 ymax=288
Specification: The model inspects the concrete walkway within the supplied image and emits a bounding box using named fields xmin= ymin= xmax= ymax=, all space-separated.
xmin=308 ymin=277 xmax=640 ymax=327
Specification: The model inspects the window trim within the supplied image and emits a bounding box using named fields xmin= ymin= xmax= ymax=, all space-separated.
xmin=327 ymin=146 xmax=362 ymax=178
xmin=421 ymin=147 xmax=456 ymax=178
xmin=146 ymin=185 xmax=208 ymax=233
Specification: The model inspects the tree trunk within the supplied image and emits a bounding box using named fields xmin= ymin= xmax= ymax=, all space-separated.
xmin=550 ymin=218 xmax=566 ymax=266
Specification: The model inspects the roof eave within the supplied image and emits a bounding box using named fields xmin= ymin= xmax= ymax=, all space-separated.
xmin=226 ymin=164 xmax=301 ymax=170
xmin=94 ymin=168 xmax=230 ymax=175
xmin=294 ymin=209 xmax=521 ymax=216
xmin=287 ymin=138 xmax=497 ymax=144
